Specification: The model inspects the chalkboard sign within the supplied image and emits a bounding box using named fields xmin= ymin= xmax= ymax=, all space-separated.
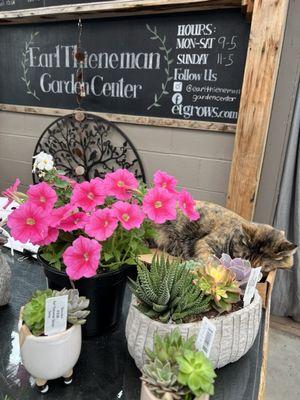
xmin=0 ymin=0 xmax=103 ymax=11
xmin=0 ymin=9 xmax=250 ymax=128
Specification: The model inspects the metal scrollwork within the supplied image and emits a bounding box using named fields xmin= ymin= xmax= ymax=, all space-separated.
xmin=32 ymin=113 xmax=146 ymax=183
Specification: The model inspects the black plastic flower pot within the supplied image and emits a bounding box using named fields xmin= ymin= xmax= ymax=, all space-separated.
xmin=38 ymin=253 xmax=131 ymax=337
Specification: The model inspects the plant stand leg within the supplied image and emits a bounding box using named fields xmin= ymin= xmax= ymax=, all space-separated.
xmin=63 ymin=369 xmax=73 ymax=385
xmin=35 ymin=378 xmax=49 ymax=393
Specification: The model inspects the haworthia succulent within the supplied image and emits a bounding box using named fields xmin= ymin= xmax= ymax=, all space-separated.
xmin=128 ymin=255 xmax=211 ymax=323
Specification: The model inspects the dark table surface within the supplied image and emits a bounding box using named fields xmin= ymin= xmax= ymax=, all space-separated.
xmin=0 ymin=248 xmax=264 ymax=400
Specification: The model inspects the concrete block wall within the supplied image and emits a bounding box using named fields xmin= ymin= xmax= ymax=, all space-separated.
xmin=0 ymin=111 xmax=234 ymax=205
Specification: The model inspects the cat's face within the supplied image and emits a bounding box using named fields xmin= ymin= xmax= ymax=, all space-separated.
xmin=231 ymin=223 xmax=297 ymax=273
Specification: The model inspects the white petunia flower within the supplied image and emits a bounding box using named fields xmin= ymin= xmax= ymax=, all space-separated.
xmin=32 ymin=152 xmax=54 ymax=173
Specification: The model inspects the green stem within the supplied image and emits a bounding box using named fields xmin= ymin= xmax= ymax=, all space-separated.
xmin=121 ymin=234 xmax=134 ymax=265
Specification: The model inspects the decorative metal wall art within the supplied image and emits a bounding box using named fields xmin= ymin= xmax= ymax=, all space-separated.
xmin=32 ymin=113 xmax=146 ymax=183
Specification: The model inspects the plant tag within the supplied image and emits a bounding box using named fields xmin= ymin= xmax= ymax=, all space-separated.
xmin=243 ymin=267 xmax=262 ymax=307
xmin=195 ymin=317 xmax=216 ymax=357
xmin=44 ymin=295 xmax=68 ymax=336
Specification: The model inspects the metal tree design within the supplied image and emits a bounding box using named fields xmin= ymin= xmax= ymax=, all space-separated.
xmin=33 ymin=113 xmax=145 ymax=183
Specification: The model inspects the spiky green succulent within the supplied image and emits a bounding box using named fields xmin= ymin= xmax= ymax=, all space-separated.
xmin=176 ymin=349 xmax=216 ymax=397
xmin=22 ymin=288 xmax=90 ymax=336
xmin=193 ymin=260 xmax=241 ymax=313
xmin=142 ymin=330 xmax=216 ymax=400
xmin=129 ymin=255 xmax=211 ymax=323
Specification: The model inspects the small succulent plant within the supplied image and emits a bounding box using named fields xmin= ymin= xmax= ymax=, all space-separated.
xmin=142 ymin=359 xmax=187 ymax=400
xmin=53 ymin=288 xmax=90 ymax=325
xmin=176 ymin=349 xmax=216 ymax=398
xmin=145 ymin=328 xmax=196 ymax=365
xmin=129 ymin=255 xmax=211 ymax=323
xmin=142 ymin=329 xmax=216 ymax=400
xmin=192 ymin=260 xmax=241 ymax=313
xmin=22 ymin=288 xmax=90 ymax=336
xmin=218 ymin=253 xmax=252 ymax=287
xmin=23 ymin=289 xmax=53 ymax=336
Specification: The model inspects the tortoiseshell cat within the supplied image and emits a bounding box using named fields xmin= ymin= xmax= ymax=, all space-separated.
xmin=154 ymin=202 xmax=297 ymax=274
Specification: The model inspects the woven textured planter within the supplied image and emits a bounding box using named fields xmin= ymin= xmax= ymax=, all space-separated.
xmin=126 ymin=291 xmax=262 ymax=370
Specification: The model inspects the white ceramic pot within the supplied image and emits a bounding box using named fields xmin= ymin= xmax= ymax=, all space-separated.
xmin=140 ymin=382 xmax=209 ymax=400
xmin=19 ymin=318 xmax=82 ymax=392
xmin=126 ymin=291 xmax=262 ymax=370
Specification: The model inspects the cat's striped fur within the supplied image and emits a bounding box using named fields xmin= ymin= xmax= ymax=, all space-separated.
xmin=154 ymin=202 xmax=297 ymax=274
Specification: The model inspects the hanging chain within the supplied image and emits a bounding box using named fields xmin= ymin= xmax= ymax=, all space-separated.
xmin=75 ymin=18 xmax=86 ymax=109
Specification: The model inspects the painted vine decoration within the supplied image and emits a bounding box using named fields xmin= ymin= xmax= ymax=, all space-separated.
xmin=21 ymin=32 xmax=40 ymax=101
xmin=146 ymin=24 xmax=173 ymax=110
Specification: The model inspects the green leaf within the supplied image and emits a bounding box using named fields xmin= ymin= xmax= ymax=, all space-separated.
xmin=124 ymin=258 xmax=137 ymax=266
xmin=152 ymin=303 xmax=168 ymax=312
xmin=177 ymin=357 xmax=194 ymax=375
xmin=177 ymin=371 xmax=188 ymax=386
xmin=53 ymin=260 xmax=62 ymax=270
xmin=54 ymin=178 xmax=69 ymax=188
xmin=103 ymin=252 xmax=113 ymax=262
xmin=188 ymin=371 xmax=203 ymax=392
xmin=40 ymin=253 xmax=54 ymax=262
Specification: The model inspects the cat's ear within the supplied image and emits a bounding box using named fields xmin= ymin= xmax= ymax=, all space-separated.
xmin=276 ymin=240 xmax=298 ymax=255
xmin=241 ymin=223 xmax=257 ymax=240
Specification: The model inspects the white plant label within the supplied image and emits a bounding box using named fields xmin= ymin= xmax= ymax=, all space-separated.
xmin=243 ymin=267 xmax=262 ymax=307
xmin=195 ymin=317 xmax=216 ymax=358
xmin=44 ymin=295 xmax=68 ymax=336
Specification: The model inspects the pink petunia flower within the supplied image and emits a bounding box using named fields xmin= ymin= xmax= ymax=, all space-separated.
xmin=7 ymin=201 xmax=49 ymax=244
xmin=153 ymin=170 xmax=178 ymax=194
xmin=142 ymin=187 xmax=177 ymax=224
xmin=35 ymin=227 xmax=59 ymax=246
xmin=59 ymin=211 xmax=89 ymax=232
xmin=104 ymin=169 xmax=138 ymax=200
xmin=85 ymin=208 xmax=118 ymax=241
xmin=48 ymin=204 xmax=75 ymax=228
xmin=63 ymin=236 xmax=101 ymax=280
xmin=71 ymin=178 xmax=106 ymax=212
xmin=178 ymin=189 xmax=200 ymax=221
xmin=2 ymin=178 xmax=20 ymax=209
xmin=112 ymin=201 xmax=145 ymax=230
xmin=27 ymin=182 xmax=57 ymax=212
